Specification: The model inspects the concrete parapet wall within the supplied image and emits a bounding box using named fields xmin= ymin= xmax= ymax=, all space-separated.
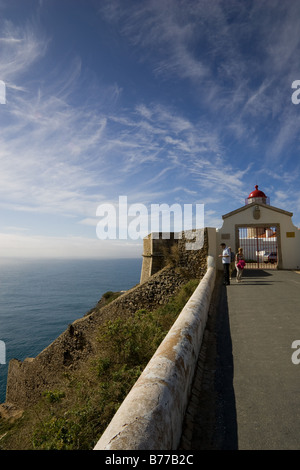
xmin=94 ymin=259 xmax=216 ymax=450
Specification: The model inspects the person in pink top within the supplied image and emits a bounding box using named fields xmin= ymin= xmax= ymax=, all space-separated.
xmin=235 ymin=247 xmax=245 ymax=283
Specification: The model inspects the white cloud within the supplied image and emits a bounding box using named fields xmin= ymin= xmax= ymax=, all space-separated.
xmin=0 ymin=20 xmax=48 ymax=83
xmin=8 ymin=90 xmax=240 ymax=216
xmin=1 ymin=1 xmax=300 ymax=259
xmin=100 ymin=0 xmax=209 ymax=82
xmin=2 ymin=226 xmax=29 ymax=232
xmin=0 ymin=56 xmax=111 ymax=218
xmin=0 ymin=232 xmax=142 ymax=259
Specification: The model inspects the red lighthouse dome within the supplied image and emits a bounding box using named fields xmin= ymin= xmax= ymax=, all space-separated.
xmin=248 ymin=185 xmax=267 ymax=199
xmin=246 ymin=185 xmax=269 ymax=205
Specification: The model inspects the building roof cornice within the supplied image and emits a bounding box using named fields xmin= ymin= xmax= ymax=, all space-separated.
xmin=222 ymin=202 xmax=293 ymax=220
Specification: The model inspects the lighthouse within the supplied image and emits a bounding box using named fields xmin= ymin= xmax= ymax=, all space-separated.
xmin=246 ymin=185 xmax=270 ymax=205
xmin=217 ymin=183 xmax=300 ymax=270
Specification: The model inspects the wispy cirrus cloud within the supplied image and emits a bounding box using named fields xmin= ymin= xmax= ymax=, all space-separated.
xmin=100 ymin=0 xmax=210 ymax=82
xmin=0 ymin=10 xmax=227 ymax=223
xmin=99 ymin=0 xmax=300 ymax=167
xmin=0 ymin=19 xmax=48 ymax=87
xmin=1 ymin=71 xmax=238 ymax=226
xmin=1 ymin=0 xmax=300 ymax=253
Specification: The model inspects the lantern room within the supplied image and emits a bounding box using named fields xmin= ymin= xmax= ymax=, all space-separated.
xmin=246 ymin=185 xmax=270 ymax=205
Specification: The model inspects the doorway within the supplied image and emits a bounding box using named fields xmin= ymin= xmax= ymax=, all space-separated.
xmin=236 ymin=225 xmax=279 ymax=269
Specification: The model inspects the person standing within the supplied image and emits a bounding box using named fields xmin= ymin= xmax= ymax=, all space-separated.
xmin=228 ymin=246 xmax=235 ymax=280
xmin=235 ymin=247 xmax=245 ymax=283
xmin=219 ymin=243 xmax=231 ymax=285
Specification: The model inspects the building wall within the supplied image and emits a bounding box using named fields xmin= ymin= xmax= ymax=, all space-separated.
xmin=217 ymin=203 xmax=300 ymax=270
xmin=140 ymin=229 xmax=208 ymax=283
xmin=140 ymin=233 xmax=178 ymax=284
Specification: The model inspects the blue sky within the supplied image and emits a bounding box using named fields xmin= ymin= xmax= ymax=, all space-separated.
xmin=1 ymin=0 xmax=300 ymax=259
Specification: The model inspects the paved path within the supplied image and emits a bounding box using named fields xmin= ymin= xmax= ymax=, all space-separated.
xmin=180 ymin=269 xmax=300 ymax=450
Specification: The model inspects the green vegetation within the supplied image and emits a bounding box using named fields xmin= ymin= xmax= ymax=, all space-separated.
xmin=101 ymin=291 xmax=122 ymax=304
xmin=0 ymin=279 xmax=198 ymax=450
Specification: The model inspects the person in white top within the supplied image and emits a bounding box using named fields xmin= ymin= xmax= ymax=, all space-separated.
xmin=219 ymin=243 xmax=231 ymax=285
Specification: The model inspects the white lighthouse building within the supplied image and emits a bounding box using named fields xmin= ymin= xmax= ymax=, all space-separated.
xmin=217 ymin=185 xmax=300 ymax=270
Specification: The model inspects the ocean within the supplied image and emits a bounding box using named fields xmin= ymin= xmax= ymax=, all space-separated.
xmin=0 ymin=257 xmax=142 ymax=404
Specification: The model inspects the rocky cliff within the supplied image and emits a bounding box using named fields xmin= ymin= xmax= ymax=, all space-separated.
xmin=4 ymin=229 xmax=208 ymax=410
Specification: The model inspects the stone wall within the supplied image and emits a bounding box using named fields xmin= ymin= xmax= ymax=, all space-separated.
xmin=5 ymin=229 xmax=208 ymax=409
xmin=140 ymin=232 xmax=178 ymax=283
xmin=140 ymin=229 xmax=206 ymax=283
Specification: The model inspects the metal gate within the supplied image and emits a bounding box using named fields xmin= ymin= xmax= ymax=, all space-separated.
xmin=237 ymin=226 xmax=278 ymax=269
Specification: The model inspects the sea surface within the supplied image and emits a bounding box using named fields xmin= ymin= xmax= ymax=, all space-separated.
xmin=0 ymin=257 xmax=142 ymax=403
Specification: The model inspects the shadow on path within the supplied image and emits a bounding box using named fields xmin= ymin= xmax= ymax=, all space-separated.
xmin=180 ymin=269 xmax=300 ymax=451
xmin=242 ymin=269 xmax=273 ymax=278
xmin=179 ymin=273 xmax=238 ymax=450
xmin=213 ymin=281 xmax=238 ymax=449
xmin=231 ymin=269 xmax=276 ymax=286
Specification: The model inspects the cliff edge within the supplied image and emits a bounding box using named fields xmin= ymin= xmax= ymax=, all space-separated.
xmin=4 ymin=229 xmax=208 ymax=410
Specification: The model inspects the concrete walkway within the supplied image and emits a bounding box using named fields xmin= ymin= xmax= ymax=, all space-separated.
xmin=180 ymin=269 xmax=300 ymax=450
